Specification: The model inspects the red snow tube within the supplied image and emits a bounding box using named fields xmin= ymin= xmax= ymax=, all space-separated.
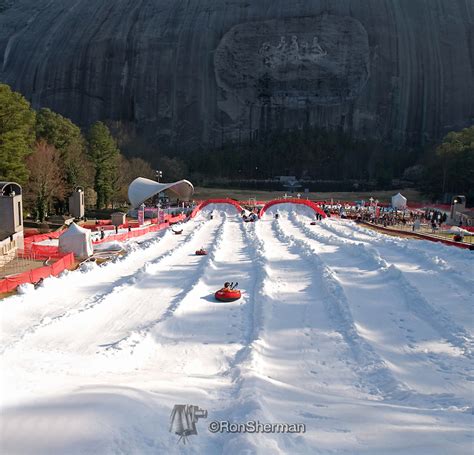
xmin=215 ymin=289 xmax=242 ymax=302
xmin=196 ymin=249 xmax=208 ymax=255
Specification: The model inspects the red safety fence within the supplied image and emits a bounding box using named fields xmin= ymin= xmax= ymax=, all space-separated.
xmin=23 ymin=230 xmax=64 ymax=256
xmin=82 ymin=213 xmax=185 ymax=232
xmin=92 ymin=214 xmax=186 ymax=245
xmin=29 ymin=245 xmax=66 ymax=258
xmin=1 ymin=214 xmax=187 ymax=293
xmin=0 ymin=252 xmax=75 ymax=294
xmin=92 ymin=223 xmax=167 ymax=244
xmin=23 ymin=230 xmax=63 ymax=244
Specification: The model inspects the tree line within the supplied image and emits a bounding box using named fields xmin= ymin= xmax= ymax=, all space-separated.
xmin=0 ymin=83 xmax=156 ymax=221
xmin=1 ymin=82 xmax=472 ymax=214
xmin=183 ymin=124 xmax=473 ymax=201
xmin=420 ymin=126 xmax=474 ymax=201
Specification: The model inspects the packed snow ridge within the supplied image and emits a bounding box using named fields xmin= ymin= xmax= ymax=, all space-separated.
xmin=1 ymin=205 xmax=473 ymax=454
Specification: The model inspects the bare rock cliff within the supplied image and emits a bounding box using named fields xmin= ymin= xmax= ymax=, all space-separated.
xmin=1 ymin=0 xmax=473 ymax=152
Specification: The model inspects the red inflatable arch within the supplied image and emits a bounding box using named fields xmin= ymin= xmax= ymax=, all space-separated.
xmin=190 ymin=199 xmax=244 ymax=218
xmin=259 ymin=198 xmax=326 ymax=218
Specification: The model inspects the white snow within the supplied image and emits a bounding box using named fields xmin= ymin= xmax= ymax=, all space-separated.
xmin=262 ymin=202 xmax=317 ymax=218
xmin=93 ymin=241 xmax=124 ymax=252
xmin=195 ymin=203 xmax=241 ymax=219
xmin=1 ymin=207 xmax=473 ymax=454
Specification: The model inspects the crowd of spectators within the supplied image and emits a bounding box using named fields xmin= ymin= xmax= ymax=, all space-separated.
xmin=317 ymin=202 xmax=450 ymax=233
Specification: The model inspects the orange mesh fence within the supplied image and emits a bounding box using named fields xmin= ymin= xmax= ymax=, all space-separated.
xmin=92 ymin=214 xmax=186 ymax=245
xmin=0 ymin=252 xmax=74 ymax=294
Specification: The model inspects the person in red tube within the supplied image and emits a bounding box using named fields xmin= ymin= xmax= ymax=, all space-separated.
xmin=221 ymin=282 xmax=232 ymax=292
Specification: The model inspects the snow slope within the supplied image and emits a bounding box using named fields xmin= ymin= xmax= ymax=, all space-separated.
xmin=1 ymin=208 xmax=473 ymax=454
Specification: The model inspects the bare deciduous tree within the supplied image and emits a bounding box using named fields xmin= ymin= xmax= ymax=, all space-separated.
xmin=26 ymin=141 xmax=65 ymax=221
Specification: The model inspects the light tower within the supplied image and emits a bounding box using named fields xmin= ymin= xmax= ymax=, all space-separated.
xmin=450 ymin=195 xmax=466 ymax=224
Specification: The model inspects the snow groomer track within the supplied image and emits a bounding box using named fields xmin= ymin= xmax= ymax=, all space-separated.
xmin=1 ymin=203 xmax=473 ymax=454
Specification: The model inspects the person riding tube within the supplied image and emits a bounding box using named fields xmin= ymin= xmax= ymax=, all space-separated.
xmin=215 ymin=282 xmax=241 ymax=302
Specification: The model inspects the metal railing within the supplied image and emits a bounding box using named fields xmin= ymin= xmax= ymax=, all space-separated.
xmin=368 ymin=221 xmax=473 ymax=244
xmin=0 ymin=249 xmax=46 ymax=278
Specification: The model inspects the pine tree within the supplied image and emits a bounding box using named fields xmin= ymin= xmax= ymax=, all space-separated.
xmin=422 ymin=125 xmax=474 ymax=199
xmin=0 ymin=84 xmax=36 ymax=184
xmin=87 ymin=122 xmax=120 ymax=208
xmin=36 ymin=108 xmax=93 ymax=191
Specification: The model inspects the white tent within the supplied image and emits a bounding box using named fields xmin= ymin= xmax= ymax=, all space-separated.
xmin=128 ymin=177 xmax=194 ymax=208
xmin=391 ymin=192 xmax=407 ymax=209
xmin=59 ymin=222 xmax=93 ymax=258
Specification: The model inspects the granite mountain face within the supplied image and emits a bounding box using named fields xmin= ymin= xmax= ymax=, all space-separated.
xmin=1 ymin=0 xmax=473 ymax=153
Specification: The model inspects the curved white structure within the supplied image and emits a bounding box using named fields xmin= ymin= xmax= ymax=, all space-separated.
xmin=128 ymin=177 xmax=194 ymax=208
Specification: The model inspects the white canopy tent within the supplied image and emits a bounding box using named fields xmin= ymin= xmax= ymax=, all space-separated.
xmin=391 ymin=192 xmax=407 ymax=209
xmin=59 ymin=222 xmax=93 ymax=258
xmin=128 ymin=177 xmax=194 ymax=208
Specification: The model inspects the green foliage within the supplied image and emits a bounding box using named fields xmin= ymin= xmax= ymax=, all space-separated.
xmin=421 ymin=126 xmax=474 ymax=200
xmin=110 ymin=156 xmax=155 ymax=205
xmin=156 ymin=156 xmax=188 ymax=182
xmin=87 ymin=122 xmax=120 ymax=208
xmin=0 ymin=84 xmax=157 ymax=216
xmin=35 ymin=108 xmax=93 ymax=190
xmin=36 ymin=108 xmax=83 ymax=152
xmin=0 ymin=84 xmax=36 ymax=184
xmin=184 ymin=126 xmax=405 ymax=184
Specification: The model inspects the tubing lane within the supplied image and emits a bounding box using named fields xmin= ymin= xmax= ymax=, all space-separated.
xmin=0 ymin=224 xmax=189 ymax=354
xmin=322 ymin=219 xmax=474 ymax=291
xmin=0 ymin=216 xmax=218 ymax=356
xmin=99 ymin=213 xmax=229 ymax=355
xmin=208 ymin=221 xmax=275 ymax=453
xmin=275 ymin=215 xmax=469 ymax=409
xmin=273 ymin=216 xmax=409 ymax=400
xmin=120 ymin=211 xmax=260 ymax=453
xmin=290 ymin=213 xmax=474 ymax=402
xmin=256 ymin=216 xmax=365 ymax=397
xmin=292 ymin=214 xmax=474 ymax=359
